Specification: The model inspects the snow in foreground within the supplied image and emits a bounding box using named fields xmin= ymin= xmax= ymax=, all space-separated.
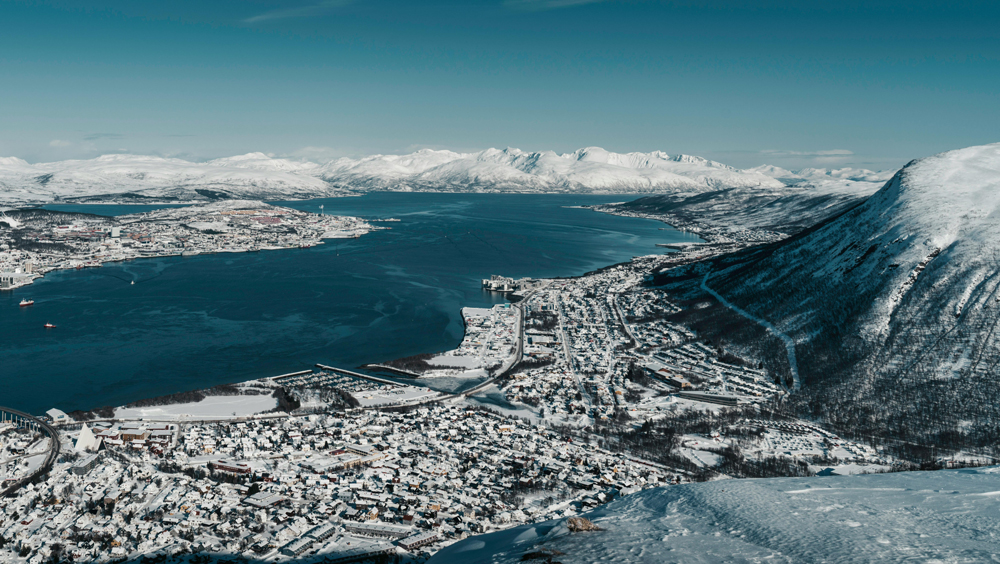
xmin=430 ymin=466 xmax=1000 ymax=563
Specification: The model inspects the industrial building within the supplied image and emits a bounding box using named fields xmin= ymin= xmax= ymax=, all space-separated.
xmin=398 ymin=531 xmax=439 ymax=551
xmin=343 ymin=521 xmax=413 ymax=539
xmin=70 ymin=453 xmax=101 ymax=476
xmin=209 ymin=459 xmax=251 ymax=474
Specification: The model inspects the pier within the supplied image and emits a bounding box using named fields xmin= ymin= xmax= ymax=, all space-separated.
xmin=315 ymin=364 xmax=405 ymax=387
xmin=271 ymin=369 xmax=314 ymax=382
xmin=359 ymin=364 xmax=423 ymax=378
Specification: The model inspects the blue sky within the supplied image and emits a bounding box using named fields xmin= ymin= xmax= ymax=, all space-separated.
xmin=1 ymin=0 xmax=997 ymax=170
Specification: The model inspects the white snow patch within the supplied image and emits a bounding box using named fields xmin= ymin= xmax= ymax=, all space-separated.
xmin=114 ymin=395 xmax=277 ymax=420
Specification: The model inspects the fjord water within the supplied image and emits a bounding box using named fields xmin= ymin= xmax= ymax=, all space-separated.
xmin=1 ymin=193 xmax=697 ymax=415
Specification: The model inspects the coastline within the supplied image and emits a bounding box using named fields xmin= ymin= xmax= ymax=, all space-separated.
xmin=2 ymin=194 xmax=684 ymax=417
xmin=0 ymin=200 xmax=378 ymax=291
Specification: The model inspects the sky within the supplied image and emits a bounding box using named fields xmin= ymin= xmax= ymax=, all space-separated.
xmin=1 ymin=0 xmax=998 ymax=170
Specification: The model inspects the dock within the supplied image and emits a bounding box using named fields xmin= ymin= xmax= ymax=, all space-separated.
xmin=315 ymin=364 xmax=404 ymax=387
xmin=271 ymin=370 xmax=314 ymax=382
xmin=359 ymin=364 xmax=422 ymax=378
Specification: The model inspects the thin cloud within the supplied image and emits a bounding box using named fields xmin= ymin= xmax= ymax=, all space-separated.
xmin=402 ymin=144 xmax=473 ymax=154
xmin=756 ymin=149 xmax=857 ymax=168
xmin=760 ymin=149 xmax=854 ymax=158
xmin=48 ymin=140 xmax=72 ymax=148
xmin=84 ymin=133 xmax=123 ymax=141
xmin=287 ymin=146 xmax=355 ymax=163
xmin=505 ymin=0 xmax=609 ymax=11
xmin=244 ymin=0 xmax=355 ymax=23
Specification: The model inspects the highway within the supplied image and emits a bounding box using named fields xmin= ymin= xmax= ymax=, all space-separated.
xmin=0 ymin=406 xmax=61 ymax=498
xmin=455 ymin=292 xmax=529 ymax=397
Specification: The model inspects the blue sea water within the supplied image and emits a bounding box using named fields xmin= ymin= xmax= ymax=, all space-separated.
xmin=1 ymin=193 xmax=698 ymax=415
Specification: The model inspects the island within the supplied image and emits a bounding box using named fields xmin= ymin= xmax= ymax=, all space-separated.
xmin=0 ymin=200 xmax=376 ymax=290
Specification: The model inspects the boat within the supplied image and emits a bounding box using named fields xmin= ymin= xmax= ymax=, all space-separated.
xmin=131 ymin=280 xmax=135 ymax=285
xmin=43 ymin=322 xmax=56 ymax=329
xmin=19 ymin=299 xmax=34 ymax=307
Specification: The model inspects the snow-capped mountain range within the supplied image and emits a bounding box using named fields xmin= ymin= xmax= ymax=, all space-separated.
xmin=0 ymin=153 xmax=335 ymax=205
xmin=0 ymin=147 xmax=888 ymax=205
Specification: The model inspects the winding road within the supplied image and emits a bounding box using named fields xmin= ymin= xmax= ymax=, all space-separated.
xmin=0 ymin=407 xmax=61 ymax=498
xmin=457 ymin=291 xmax=530 ymax=397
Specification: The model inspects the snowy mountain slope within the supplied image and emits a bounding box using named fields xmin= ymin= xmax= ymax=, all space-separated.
xmin=613 ymin=187 xmax=872 ymax=239
xmin=316 ymin=148 xmax=466 ymax=185
xmin=318 ymin=147 xmax=784 ymax=193
xmin=0 ymin=153 xmax=339 ymax=204
xmin=658 ymin=142 xmax=1000 ymax=448
xmin=206 ymin=152 xmax=319 ymax=173
xmin=610 ymin=167 xmax=888 ymax=240
xmin=431 ymin=466 xmax=1000 ymax=564
xmin=749 ymin=164 xmax=895 ymax=185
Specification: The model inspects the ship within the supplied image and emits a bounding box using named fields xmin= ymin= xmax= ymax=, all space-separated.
xmin=44 ymin=322 xmax=56 ymax=329
xmin=19 ymin=299 xmax=34 ymax=307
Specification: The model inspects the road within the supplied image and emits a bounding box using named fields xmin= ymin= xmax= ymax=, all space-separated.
xmin=701 ymin=272 xmax=801 ymax=390
xmin=456 ymin=291 xmax=530 ymax=397
xmin=556 ymin=297 xmax=595 ymax=415
xmin=328 ymin=289 xmax=533 ymax=408
xmin=0 ymin=406 xmax=61 ymax=498
xmin=611 ymin=291 xmax=639 ymax=345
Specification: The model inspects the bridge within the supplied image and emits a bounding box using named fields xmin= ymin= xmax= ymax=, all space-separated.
xmin=0 ymin=407 xmax=61 ymax=498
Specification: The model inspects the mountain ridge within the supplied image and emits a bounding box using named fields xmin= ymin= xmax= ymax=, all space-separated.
xmin=0 ymin=147 xmax=885 ymax=205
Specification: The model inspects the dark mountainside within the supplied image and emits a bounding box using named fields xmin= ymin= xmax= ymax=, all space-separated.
xmin=618 ymin=189 xmax=868 ymax=236
xmin=649 ymin=144 xmax=1000 ymax=459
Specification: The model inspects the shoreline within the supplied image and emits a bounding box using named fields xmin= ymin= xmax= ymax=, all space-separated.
xmin=5 ymin=196 xmax=679 ymax=418
xmin=0 ymin=200 xmax=377 ymax=291
xmin=0 ymin=235 xmax=362 ymax=292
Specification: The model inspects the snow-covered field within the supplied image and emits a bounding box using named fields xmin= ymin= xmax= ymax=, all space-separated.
xmin=353 ymin=386 xmax=439 ymax=408
xmin=113 ymin=394 xmax=277 ymax=420
xmin=431 ymin=466 xmax=1000 ymax=563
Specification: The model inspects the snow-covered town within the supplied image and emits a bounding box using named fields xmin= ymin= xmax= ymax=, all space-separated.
xmin=0 ymin=237 xmax=908 ymax=563
xmin=0 ymin=201 xmax=375 ymax=290
xmin=418 ymin=305 xmax=521 ymax=378
xmin=5 ymin=0 xmax=1000 ymax=558
xmin=499 ymin=266 xmax=783 ymax=424
xmin=0 ymin=386 xmax=677 ymax=563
